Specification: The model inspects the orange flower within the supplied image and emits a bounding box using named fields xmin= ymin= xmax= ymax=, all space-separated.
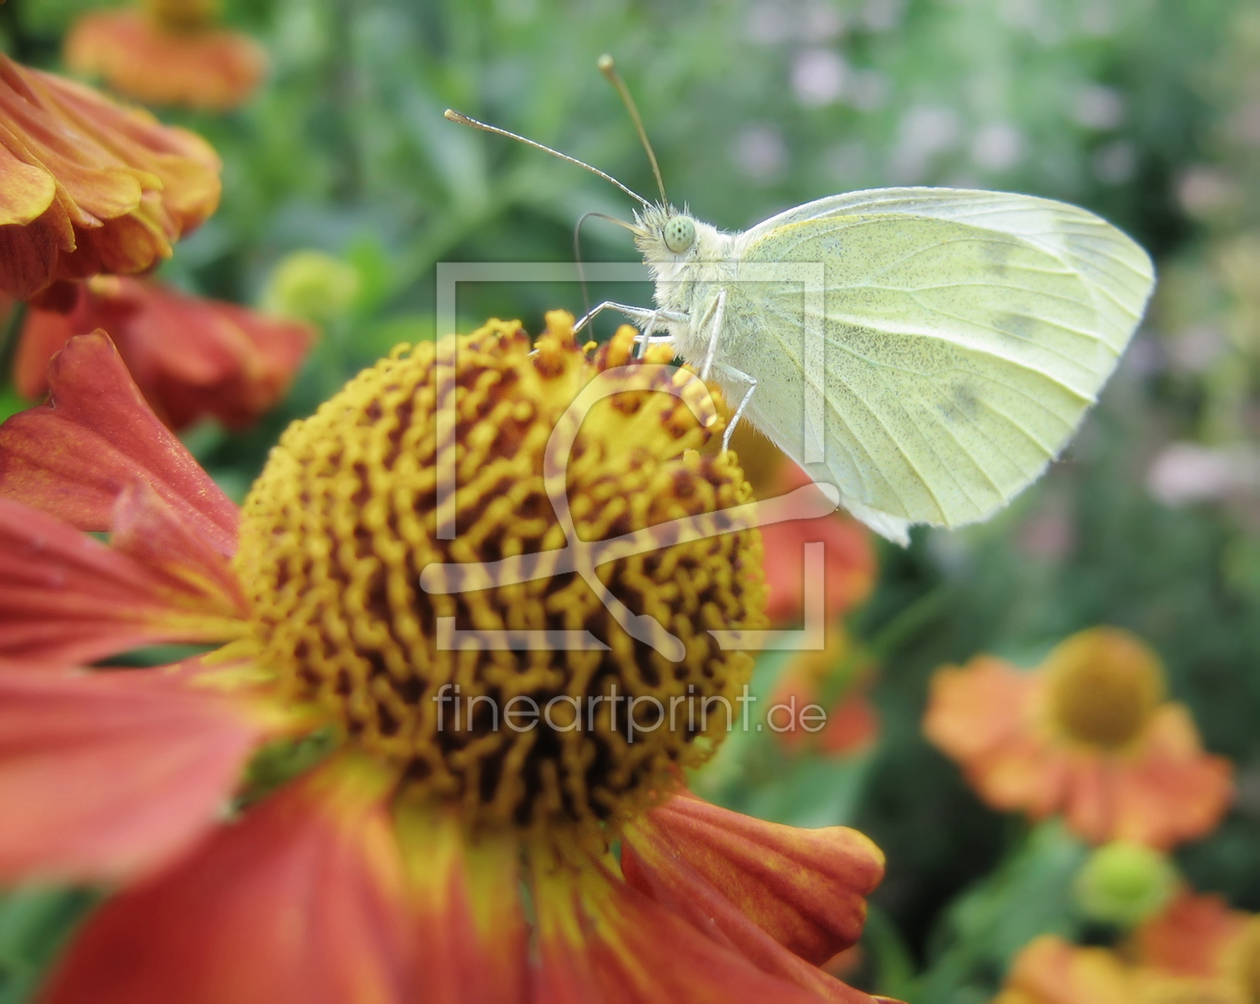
xmin=0 ymin=314 xmax=893 ymax=1003
xmin=65 ymin=0 xmax=267 ymax=112
xmin=0 ymin=53 xmax=220 ymax=301
xmin=992 ymin=892 xmax=1259 ymax=1004
xmin=923 ymin=627 xmax=1233 ymax=848
xmin=15 ymin=276 xmax=313 ymax=431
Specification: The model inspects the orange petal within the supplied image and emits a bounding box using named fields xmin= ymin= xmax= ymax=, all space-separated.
xmin=1105 ymin=705 xmax=1233 ymax=849
xmin=0 ymin=54 xmax=220 ymax=299
xmin=923 ymin=656 xmax=1074 ymax=817
xmin=0 ymin=332 xmax=238 ymax=554
xmin=0 ymin=212 xmax=65 ymax=301
xmin=42 ymin=757 xmax=413 ymax=1004
xmin=1135 ymin=889 xmax=1249 ymax=975
xmin=0 ymin=140 xmax=55 ymax=226
xmin=0 ymin=667 xmax=271 ymax=882
xmin=1000 ymin=935 xmax=1132 ymax=1004
xmin=622 ymin=791 xmax=884 ymax=967
xmin=0 ymin=495 xmax=243 ymax=664
xmin=532 ymin=851 xmax=843 ymax=1004
xmin=394 ymin=805 xmax=528 ymax=1003
xmin=923 ymin=656 xmax=1038 ymax=762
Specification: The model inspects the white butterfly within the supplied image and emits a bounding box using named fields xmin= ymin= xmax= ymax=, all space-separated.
xmin=447 ymin=89 xmax=1155 ymax=545
xmin=623 ymin=191 xmax=1154 ymax=544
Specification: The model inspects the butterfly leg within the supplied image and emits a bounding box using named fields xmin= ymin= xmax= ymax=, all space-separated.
xmin=714 ymin=363 xmax=757 ymax=454
xmin=697 ymin=288 xmax=727 ymax=381
xmin=574 ymin=300 xmax=687 ymax=337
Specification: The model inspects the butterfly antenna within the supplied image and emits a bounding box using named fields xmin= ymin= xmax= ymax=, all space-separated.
xmin=597 ymin=54 xmax=668 ymax=206
xmin=444 ymin=109 xmax=652 ymax=209
xmin=573 ymin=211 xmax=641 ymax=319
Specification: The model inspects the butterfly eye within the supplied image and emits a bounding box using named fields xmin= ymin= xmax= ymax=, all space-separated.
xmin=663 ymin=216 xmax=696 ymax=254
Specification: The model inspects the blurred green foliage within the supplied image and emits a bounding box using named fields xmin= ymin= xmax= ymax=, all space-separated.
xmin=2 ymin=0 xmax=1259 ymax=1001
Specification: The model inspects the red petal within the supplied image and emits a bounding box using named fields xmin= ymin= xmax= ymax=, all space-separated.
xmin=0 ymin=331 xmax=238 ymax=554
xmin=532 ymin=853 xmax=841 ymax=1004
xmin=622 ymin=792 xmax=884 ymax=967
xmin=18 ymin=278 xmax=313 ymax=432
xmin=0 ymin=668 xmax=269 ymax=882
xmin=42 ymin=758 xmax=414 ymax=1004
xmin=0 ymin=495 xmax=243 ymax=664
xmin=397 ymin=805 xmax=528 ymax=1003
xmin=13 ymin=300 xmax=75 ymax=398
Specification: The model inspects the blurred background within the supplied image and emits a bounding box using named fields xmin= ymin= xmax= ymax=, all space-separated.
xmin=1 ymin=0 xmax=1258 ymax=1001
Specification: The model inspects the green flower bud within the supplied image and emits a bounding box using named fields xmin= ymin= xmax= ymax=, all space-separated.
xmin=262 ymin=250 xmax=359 ymax=325
xmin=1073 ymin=841 xmax=1178 ymax=927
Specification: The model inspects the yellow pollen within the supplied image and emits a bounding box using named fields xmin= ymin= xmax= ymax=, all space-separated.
xmin=233 ymin=312 xmax=767 ymax=845
xmin=1043 ymin=627 xmax=1165 ymax=750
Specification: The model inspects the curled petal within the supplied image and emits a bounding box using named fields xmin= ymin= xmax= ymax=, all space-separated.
xmin=0 ymin=332 xmax=238 ymax=554
xmin=395 ymin=805 xmax=528 ymax=1003
xmin=531 ymin=850 xmax=835 ymax=1004
xmin=623 ymin=792 xmax=884 ymax=967
xmin=0 ymin=667 xmax=273 ymax=882
xmin=42 ymin=757 xmax=414 ymax=1004
xmin=0 ymin=495 xmax=243 ymax=664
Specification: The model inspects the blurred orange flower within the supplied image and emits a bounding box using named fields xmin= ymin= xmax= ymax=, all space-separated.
xmin=0 ymin=317 xmax=893 ymax=1003
xmin=993 ymin=936 xmax=1131 ymax=1004
xmin=65 ymin=0 xmax=267 ymax=112
xmin=731 ymin=426 xmax=877 ymax=627
xmin=771 ymin=631 xmax=881 ymax=757
xmin=15 ymin=276 xmax=313 ymax=431
xmin=0 ymin=53 xmax=220 ymax=301
xmin=1135 ymin=889 xmax=1259 ymax=996
xmin=923 ymin=627 xmax=1233 ymax=848
xmin=993 ymin=892 xmax=1258 ymax=1004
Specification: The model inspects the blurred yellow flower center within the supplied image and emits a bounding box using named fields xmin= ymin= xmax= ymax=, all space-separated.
xmin=233 ymin=314 xmax=766 ymax=843
xmin=141 ymin=0 xmax=220 ymax=30
xmin=1043 ymin=627 xmax=1164 ymax=749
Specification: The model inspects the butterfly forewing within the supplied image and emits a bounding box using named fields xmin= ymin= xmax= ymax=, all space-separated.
xmin=712 ymin=188 xmax=1154 ymax=541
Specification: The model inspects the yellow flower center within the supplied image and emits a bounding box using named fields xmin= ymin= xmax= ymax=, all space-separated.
xmin=233 ymin=315 xmax=766 ymax=845
xmin=141 ymin=0 xmax=221 ymax=31
xmin=1043 ymin=627 xmax=1164 ymax=750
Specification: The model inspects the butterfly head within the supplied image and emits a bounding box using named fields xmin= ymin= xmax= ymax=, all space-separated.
xmin=633 ymin=203 xmax=709 ymax=265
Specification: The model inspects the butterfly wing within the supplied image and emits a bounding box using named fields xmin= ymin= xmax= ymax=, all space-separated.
xmin=723 ymin=187 xmax=1154 ymax=543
